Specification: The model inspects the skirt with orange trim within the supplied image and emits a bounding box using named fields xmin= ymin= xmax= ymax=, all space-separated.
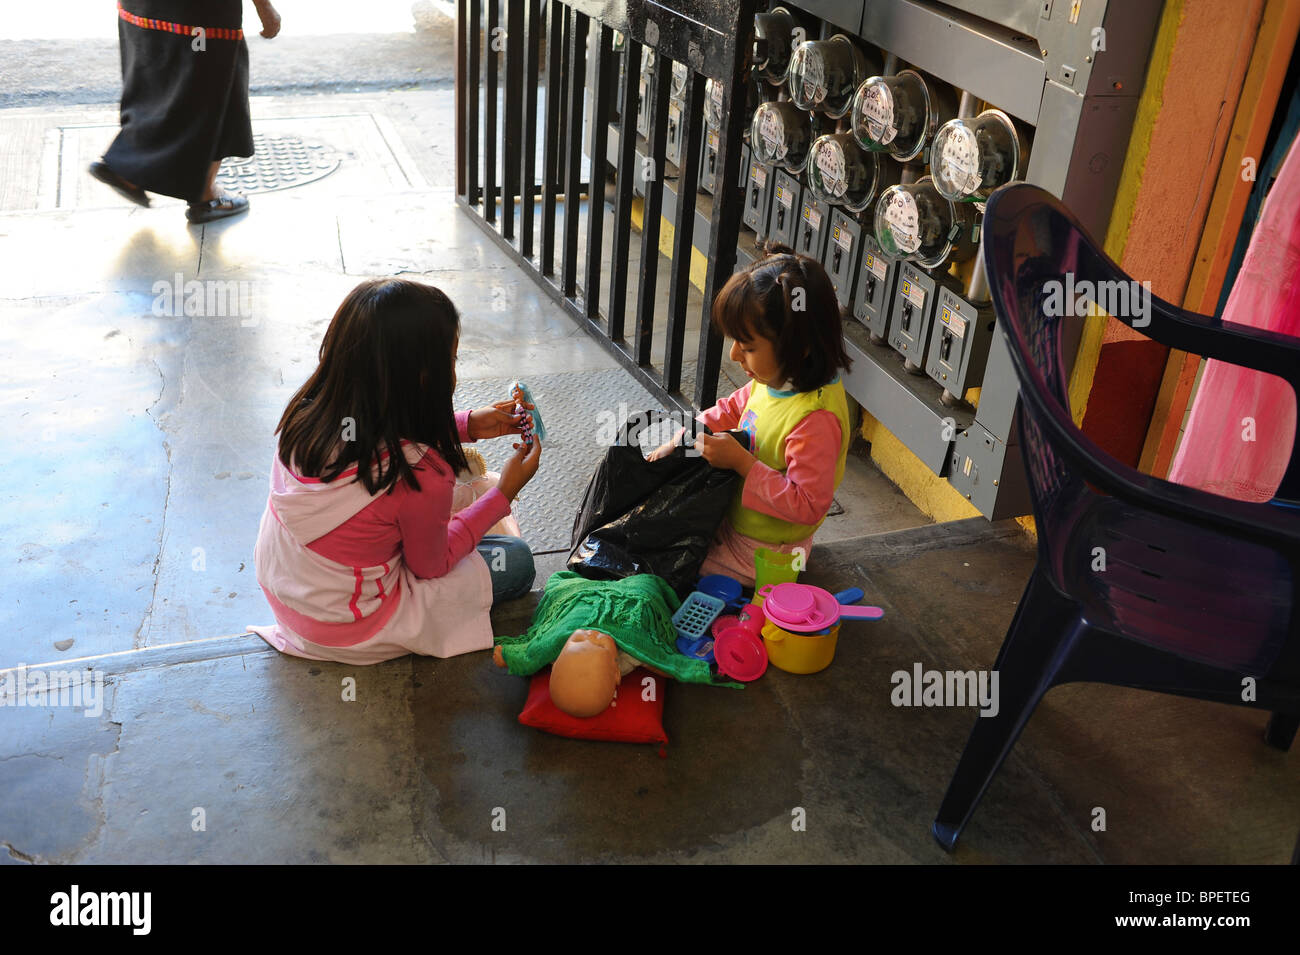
xmin=103 ymin=1 xmax=254 ymax=202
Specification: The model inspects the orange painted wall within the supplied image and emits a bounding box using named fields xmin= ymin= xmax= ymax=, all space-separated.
xmin=1081 ymin=1 xmax=1265 ymax=463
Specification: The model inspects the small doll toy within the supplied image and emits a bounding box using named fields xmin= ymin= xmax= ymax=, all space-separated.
xmin=509 ymin=380 xmax=546 ymax=447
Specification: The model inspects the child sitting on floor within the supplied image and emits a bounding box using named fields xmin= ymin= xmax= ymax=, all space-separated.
xmin=249 ymin=278 xmax=542 ymax=665
xmin=652 ymin=246 xmax=854 ymax=585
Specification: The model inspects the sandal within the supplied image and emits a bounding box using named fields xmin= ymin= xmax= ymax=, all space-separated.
xmin=88 ymin=160 xmax=150 ymax=207
xmin=186 ymin=194 xmax=250 ymax=224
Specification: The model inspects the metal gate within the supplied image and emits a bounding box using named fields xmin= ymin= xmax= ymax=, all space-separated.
xmin=455 ymin=0 xmax=758 ymax=414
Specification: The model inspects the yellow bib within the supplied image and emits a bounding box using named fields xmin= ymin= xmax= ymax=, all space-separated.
xmin=725 ymin=378 xmax=852 ymax=543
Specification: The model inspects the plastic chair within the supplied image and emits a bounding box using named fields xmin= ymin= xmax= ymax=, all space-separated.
xmin=932 ymin=183 xmax=1300 ymax=852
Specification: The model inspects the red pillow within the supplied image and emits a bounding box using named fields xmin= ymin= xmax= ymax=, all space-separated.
xmin=518 ymin=667 xmax=667 ymax=744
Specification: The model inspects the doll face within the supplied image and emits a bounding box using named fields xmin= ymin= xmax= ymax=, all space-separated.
xmin=549 ymin=629 xmax=621 ymax=718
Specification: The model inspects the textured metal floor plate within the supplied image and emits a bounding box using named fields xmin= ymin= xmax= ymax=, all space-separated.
xmin=454 ymin=368 xmax=664 ymax=553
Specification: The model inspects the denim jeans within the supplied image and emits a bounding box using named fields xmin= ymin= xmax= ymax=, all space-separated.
xmin=476 ymin=534 xmax=536 ymax=603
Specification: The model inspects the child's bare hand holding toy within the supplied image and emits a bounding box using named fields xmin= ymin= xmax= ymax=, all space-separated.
xmin=468 ymin=399 xmax=532 ymax=440
xmin=694 ymin=431 xmax=756 ymax=476
xmin=498 ymin=436 xmax=543 ymax=501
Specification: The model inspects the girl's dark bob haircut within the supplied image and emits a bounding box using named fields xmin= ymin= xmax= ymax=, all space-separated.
xmin=710 ymin=243 xmax=852 ymax=392
xmin=276 ymin=278 xmax=468 ymax=495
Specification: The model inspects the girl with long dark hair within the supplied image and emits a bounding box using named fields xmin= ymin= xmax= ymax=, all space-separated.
xmin=250 ymin=279 xmax=542 ymax=664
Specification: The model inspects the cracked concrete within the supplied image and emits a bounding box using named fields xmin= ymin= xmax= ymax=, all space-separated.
xmin=1 ymin=28 xmax=1295 ymax=863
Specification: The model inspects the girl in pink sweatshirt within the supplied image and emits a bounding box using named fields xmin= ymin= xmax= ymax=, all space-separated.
xmin=654 ymin=247 xmax=854 ymax=585
xmin=249 ymin=279 xmax=543 ymax=665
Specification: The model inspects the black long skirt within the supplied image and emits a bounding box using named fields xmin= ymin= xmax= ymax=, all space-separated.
xmin=103 ymin=0 xmax=254 ymax=202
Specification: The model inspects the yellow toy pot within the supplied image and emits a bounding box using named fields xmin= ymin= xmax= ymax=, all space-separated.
xmin=761 ymin=620 xmax=841 ymax=674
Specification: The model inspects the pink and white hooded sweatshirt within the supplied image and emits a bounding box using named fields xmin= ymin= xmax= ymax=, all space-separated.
xmin=249 ymin=412 xmax=508 ymax=665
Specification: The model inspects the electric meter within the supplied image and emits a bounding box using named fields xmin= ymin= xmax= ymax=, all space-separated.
xmin=851 ymin=70 xmax=943 ymax=163
xmin=671 ymin=61 xmax=689 ymax=98
xmin=753 ymin=6 xmax=798 ymax=85
xmin=931 ymin=109 xmax=1025 ymax=202
xmin=636 ymin=47 xmax=656 ymax=139
xmin=704 ymin=78 xmax=724 ymax=129
xmin=704 ymin=77 xmax=765 ymax=144
xmin=805 ymin=132 xmax=898 ymax=213
xmin=786 ymin=35 xmax=874 ymax=118
xmin=874 ymin=175 xmax=977 ymax=269
xmin=750 ymin=100 xmax=819 ymax=173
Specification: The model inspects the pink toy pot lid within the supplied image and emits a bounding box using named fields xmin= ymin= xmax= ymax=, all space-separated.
xmin=758 ymin=582 xmax=830 ymax=630
xmin=713 ymin=627 xmax=768 ymax=681
xmin=756 ymin=582 xmax=885 ymax=632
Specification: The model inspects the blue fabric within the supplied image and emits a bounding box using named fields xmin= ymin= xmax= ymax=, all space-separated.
xmin=476 ymin=534 xmax=536 ymax=603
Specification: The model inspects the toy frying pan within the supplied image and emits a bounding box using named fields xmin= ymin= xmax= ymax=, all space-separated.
xmin=756 ymin=582 xmax=884 ymax=634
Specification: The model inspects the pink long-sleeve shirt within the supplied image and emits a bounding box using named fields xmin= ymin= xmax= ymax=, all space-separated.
xmin=697 ymin=381 xmax=842 ymax=528
xmin=305 ymin=411 xmax=511 ymax=577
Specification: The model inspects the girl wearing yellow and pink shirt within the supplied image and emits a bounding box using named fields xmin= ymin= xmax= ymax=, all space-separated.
xmin=655 ymin=248 xmax=854 ymax=585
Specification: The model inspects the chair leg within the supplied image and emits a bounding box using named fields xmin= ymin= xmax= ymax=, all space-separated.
xmin=1265 ymin=711 xmax=1299 ymax=751
xmin=932 ymin=570 xmax=1082 ymax=852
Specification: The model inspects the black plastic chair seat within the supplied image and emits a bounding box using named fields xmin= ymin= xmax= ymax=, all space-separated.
xmin=1063 ymin=498 xmax=1292 ymax=673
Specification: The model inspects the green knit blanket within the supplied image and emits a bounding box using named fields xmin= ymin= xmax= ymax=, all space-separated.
xmin=494 ymin=571 xmax=741 ymax=687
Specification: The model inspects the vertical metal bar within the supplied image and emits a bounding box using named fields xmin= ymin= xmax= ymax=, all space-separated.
xmin=502 ymin=0 xmax=524 ymax=242
xmin=485 ymin=0 xmax=499 ymax=224
xmin=663 ymin=71 xmax=705 ymax=395
xmin=455 ymin=0 xmax=467 ymax=199
xmin=693 ymin=4 xmax=757 ymax=409
xmin=561 ymin=9 xmax=589 ymax=298
xmin=519 ymin=0 xmax=541 ymax=259
xmin=584 ymin=23 xmax=614 ymax=319
xmin=633 ymin=60 xmax=672 ymax=368
xmin=607 ymin=39 xmax=641 ymax=342
xmin=466 ymin=0 xmax=481 ymax=206
xmin=539 ymin=0 xmax=564 ymax=275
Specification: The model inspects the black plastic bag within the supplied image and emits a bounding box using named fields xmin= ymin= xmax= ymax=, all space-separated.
xmin=568 ymin=411 xmax=748 ymax=598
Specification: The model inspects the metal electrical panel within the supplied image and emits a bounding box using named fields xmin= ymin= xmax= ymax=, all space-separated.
xmin=852 ymin=233 xmax=899 ymax=339
xmin=635 ymin=49 xmax=655 ymax=140
xmin=797 ymin=192 xmax=831 ymax=262
xmin=744 ymin=156 xmax=775 ymax=239
xmin=824 ymin=208 xmax=861 ymax=311
xmin=700 ymin=124 xmax=720 ymax=193
xmin=925 ymin=287 xmax=996 ymax=399
xmin=768 ymin=169 xmax=803 ymax=248
xmin=888 ymin=262 xmax=937 ymax=368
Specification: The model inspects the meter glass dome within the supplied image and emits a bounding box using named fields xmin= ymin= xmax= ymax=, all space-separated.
xmin=753 ymin=6 xmax=798 ymax=85
xmin=931 ymin=109 xmax=1021 ymax=201
xmin=751 ymin=100 xmax=816 ymax=172
xmin=787 ymin=35 xmax=872 ymax=118
xmin=671 ymin=61 xmax=689 ymax=98
xmin=851 ymin=70 xmax=933 ymax=162
xmin=806 ymin=132 xmax=879 ymax=211
xmin=875 ymin=176 xmax=975 ymax=268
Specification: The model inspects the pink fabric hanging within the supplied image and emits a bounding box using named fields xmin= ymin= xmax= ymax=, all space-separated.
xmin=1167 ymin=137 xmax=1300 ymax=500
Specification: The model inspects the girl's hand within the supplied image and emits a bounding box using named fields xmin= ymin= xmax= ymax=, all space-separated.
xmin=469 ymin=399 xmax=529 ymax=440
xmin=694 ymin=432 xmax=756 ymax=476
xmin=253 ymin=0 xmax=281 ymax=38
xmin=646 ymin=426 xmax=687 ymax=462
xmin=498 ymin=437 xmax=542 ymax=501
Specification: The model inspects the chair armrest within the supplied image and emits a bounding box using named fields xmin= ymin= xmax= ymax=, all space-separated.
xmin=1018 ymin=382 xmax=1300 ymax=551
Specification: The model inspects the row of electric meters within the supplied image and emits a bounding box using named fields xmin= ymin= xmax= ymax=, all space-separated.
xmin=607 ymin=8 xmax=1032 ymax=410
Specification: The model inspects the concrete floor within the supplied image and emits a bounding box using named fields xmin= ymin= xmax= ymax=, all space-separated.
xmin=1 ymin=83 xmax=1296 ymax=864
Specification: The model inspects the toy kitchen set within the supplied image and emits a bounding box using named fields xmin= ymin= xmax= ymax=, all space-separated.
xmin=593 ymin=0 xmax=1161 ymax=519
